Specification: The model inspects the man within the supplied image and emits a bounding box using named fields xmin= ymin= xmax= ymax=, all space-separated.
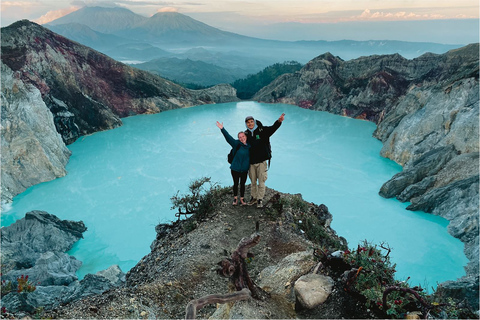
xmin=244 ymin=113 xmax=285 ymax=208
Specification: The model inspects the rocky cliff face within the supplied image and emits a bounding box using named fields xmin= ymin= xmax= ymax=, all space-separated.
xmin=1 ymin=62 xmax=71 ymax=203
xmin=0 ymin=20 xmax=239 ymax=203
xmin=254 ymin=44 xmax=479 ymax=285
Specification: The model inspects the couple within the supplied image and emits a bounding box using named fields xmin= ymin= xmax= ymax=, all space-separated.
xmin=216 ymin=113 xmax=285 ymax=208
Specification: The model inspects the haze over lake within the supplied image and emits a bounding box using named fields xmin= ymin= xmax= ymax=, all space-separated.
xmin=2 ymin=102 xmax=467 ymax=288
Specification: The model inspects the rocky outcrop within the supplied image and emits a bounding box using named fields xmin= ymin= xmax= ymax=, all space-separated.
xmin=254 ymin=44 xmax=479 ymax=289
xmin=1 ymin=210 xmax=86 ymax=276
xmin=0 ymin=211 xmax=125 ymax=314
xmin=0 ymin=20 xmax=239 ymax=203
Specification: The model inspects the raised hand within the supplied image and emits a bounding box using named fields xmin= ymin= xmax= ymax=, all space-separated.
xmin=278 ymin=113 xmax=285 ymax=122
xmin=216 ymin=121 xmax=224 ymax=129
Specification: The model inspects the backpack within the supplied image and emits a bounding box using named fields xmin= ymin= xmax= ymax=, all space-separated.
xmin=227 ymin=144 xmax=241 ymax=164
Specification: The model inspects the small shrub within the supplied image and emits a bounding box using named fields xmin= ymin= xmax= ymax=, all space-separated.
xmin=290 ymin=195 xmax=309 ymax=212
xmin=1 ymin=275 xmax=36 ymax=297
xmin=170 ymin=177 xmax=229 ymax=225
xmin=342 ymin=241 xmax=442 ymax=318
xmin=17 ymin=275 xmax=36 ymax=293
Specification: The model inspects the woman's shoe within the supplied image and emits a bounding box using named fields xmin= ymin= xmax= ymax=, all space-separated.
xmin=240 ymin=197 xmax=247 ymax=206
xmin=232 ymin=197 xmax=238 ymax=206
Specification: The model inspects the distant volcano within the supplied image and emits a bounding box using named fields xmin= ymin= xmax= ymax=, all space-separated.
xmin=47 ymin=7 xmax=254 ymax=46
xmin=47 ymin=6 xmax=147 ymax=33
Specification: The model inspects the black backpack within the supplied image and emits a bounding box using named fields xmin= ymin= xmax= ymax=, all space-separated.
xmin=227 ymin=144 xmax=241 ymax=164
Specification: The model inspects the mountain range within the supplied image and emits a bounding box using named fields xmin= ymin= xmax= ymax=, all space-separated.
xmin=42 ymin=6 xmax=466 ymax=86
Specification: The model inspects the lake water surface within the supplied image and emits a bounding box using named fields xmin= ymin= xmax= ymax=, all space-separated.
xmin=1 ymin=102 xmax=467 ymax=288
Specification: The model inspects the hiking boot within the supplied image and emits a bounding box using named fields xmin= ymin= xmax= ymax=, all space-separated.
xmin=256 ymin=199 xmax=263 ymax=208
xmin=247 ymin=198 xmax=257 ymax=206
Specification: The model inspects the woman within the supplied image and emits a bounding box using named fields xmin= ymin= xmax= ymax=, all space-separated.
xmin=216 ymin=121 xmax=250 ymax=206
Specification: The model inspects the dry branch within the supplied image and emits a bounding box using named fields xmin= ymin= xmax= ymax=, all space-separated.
xmin=217 ymin=231 xmax=266 ymax=299
xmin=382 ymin=285 xmax=439 ymax=318
xmin=185 ymin=288 xmax=251 ymax=320
xmin=185 ymin=224 xmax=267 ymax=319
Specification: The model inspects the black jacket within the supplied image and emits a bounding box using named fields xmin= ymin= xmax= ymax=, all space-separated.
xmin=245 ymin=120 xmax=281 ymax=164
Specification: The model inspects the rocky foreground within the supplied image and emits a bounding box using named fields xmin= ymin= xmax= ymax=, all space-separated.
xmin=1 ymin=186 xmax=478 ymax=319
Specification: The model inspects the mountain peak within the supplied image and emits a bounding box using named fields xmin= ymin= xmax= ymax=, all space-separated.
xmin=47 ymin=6 xmax=147 ymax=33
xmin=150 ymin=11 xmax=183 ymax=18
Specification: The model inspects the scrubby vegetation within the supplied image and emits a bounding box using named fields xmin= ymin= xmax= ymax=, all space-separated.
xmin=170 ymin=177 xmax=230 ymax=225
xmin=1 ymin=275 xmax=36 ymax=297
xmin=231 ymin=61 xmax=303 ymax=99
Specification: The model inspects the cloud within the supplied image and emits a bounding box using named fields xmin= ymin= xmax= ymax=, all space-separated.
xmin=355 ymin=8 xmax=447 ymax=21
xmin=0 ymin=1 xmax=31 ymax=9
xmin=71 ymin=0 xmax=179 ymax=6
xmin=33 ymin=6 xmax=81 ymax=24
xmin=157 ymin=6 xmax=178 ymax=12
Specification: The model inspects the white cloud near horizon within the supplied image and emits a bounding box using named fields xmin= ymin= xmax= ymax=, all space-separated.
xmin=157 ymin=7 xmax=178 ymax=12
xmin=33 ymin=6 xmax=81 ymax=24
xmin=355 ymin=8 xmax=450 ymax=21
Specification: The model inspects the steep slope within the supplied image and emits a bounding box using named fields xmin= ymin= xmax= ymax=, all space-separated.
xmin=103 ymin=42 xmax=172 ymax=62
xmin=0 ymin=20 xmax=238 ymax=203
xmin=132 ymin=57 xmax=245 ymax=86
xmin=46 ymin=23 xmax=130 ymax=51
xmin=254 ymin=44 xmax=479 ymax=286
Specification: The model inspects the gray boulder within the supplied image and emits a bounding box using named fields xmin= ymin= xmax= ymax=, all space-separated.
xmin=95 ymin=265 xmax=126 ymax=287
xmin=294 ymin=273 xmax=334 ymax=309
xmin=1 ymin=210 xmax=86 ymax=275
xmin=257 ymin=251 xmax=317 ymax=300
xmin=4 ymin=252 xmax=82 ymax=286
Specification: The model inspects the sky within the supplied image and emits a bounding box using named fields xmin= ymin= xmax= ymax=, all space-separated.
xmin=1 ymin=0 xmax=479 ymax=43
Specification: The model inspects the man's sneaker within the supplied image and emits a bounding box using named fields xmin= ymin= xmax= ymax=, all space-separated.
xmin=247 ymin=198 xmax=257 ymax=206
xmin=256 ymin=199 xmax=263 ymax=208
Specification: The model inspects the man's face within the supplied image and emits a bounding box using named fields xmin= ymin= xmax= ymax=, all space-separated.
xmin=246 ymin=119 xmax=255 ymax=129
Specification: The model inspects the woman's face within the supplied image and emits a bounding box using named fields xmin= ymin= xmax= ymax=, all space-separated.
xmin=238 ymin=132 xmax=247 ymax=144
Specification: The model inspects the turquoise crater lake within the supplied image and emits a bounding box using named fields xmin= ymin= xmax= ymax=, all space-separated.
xmin=1 ymin=102 xmax=467 ymax=288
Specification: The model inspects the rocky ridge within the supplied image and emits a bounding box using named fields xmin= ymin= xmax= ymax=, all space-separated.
xmin=0 ymin=20 xmax=239 ymax=204
xmin=11 ymin=186 xmax=473 ymax=319
xmin=39 ymin=187 xmax=381 ymax=319
xmin=254 ymin=44 xmax=479 ymax=287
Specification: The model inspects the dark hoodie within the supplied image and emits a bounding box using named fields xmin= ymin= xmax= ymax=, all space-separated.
xmin=245 ymin=119 xmax=282 ymax=164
